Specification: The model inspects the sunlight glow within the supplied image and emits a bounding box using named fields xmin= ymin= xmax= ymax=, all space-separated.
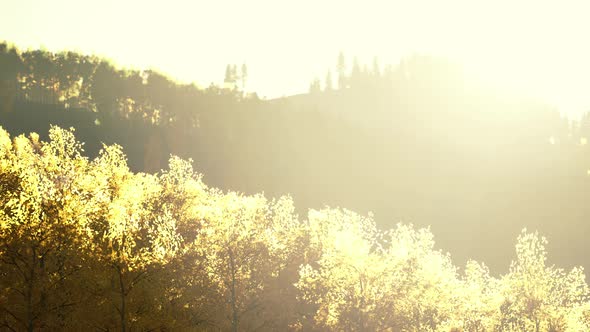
xmin=2 ymin=0 xmax=590 ymax=115
xmin=334 ymin=228 xmax=370 ymax=259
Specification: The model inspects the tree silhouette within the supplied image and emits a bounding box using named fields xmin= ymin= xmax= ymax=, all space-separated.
xmin=240 ymin=63 xmax=248 ymax=91
xmin=309 ymin=77 xmax=321 ymax=94
xmin=325 ymin=70 xmax=333 ymax=91
xmin=337 ymin=51 xmax=347 ymax=89
xmin=350 ymin=56 xmax=361 ymax=89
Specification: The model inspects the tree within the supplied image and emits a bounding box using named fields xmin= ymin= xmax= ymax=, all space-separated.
xmin=0 ymin=43 xmax=23 ymax=112
xmin=152 ymin=156 xmax=221 ymax=329
xmin=223 ymin=64 xmax=240 ymax=91
xmin=224 ymin=64 xmax=232 ymax=87
xmin=240 ymin=63 xmax=248 ymax=91
xmin=0 ymin=127 xmax=103 ymax=331
xmin=296 ymin=208 xmax=381 ymax=331
xmin=372 ymin=56 xmax=381 ymax=77
xmin=350 ymin=56 xmax=361 ymax=89
xmin=496 ymin=230 xmax=590 ymax=332
xmin=309 ymin=78 xmax=321 ymax=94
xmin=2 ymin=123 xmax=590 ymax=331
xmin=189 ymin=190 xmax=304 ymax=331
xmin=337 ymin=52 xmax=347 ymax=89
xmin=91 ymin=61 xmax=122 ymax=114
xmin=324 ymin=70 xmax=333 ymax=91
xmin=456 ymin=260 xmax=500 ymax=331
xmin=297 ymin=210 xmax=458 ymax=331
xmin=86 ymin=144 xmax=181 ymax=332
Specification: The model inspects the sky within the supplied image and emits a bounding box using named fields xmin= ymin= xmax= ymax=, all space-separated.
xmin=3 ymin=0 xmax=590 ymax=117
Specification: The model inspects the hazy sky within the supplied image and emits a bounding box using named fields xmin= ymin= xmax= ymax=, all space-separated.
xmin=3 ymin=0 xmax=590 ymax=116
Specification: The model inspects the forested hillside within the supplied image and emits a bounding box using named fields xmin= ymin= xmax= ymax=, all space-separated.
xmin=1 ymin=126 xmax=589 ymax=331
xmin=1 ymin=42 xmax=590 ymax=276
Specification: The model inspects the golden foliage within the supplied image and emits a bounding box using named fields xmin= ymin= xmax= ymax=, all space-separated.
xmin=0 ymin=126 xmax=588 ymax=331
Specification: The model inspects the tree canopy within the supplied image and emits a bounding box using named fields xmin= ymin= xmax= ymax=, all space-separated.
xmin=2 ymin=43 xmax=590 ymax=309
xmin=0 ymin=126 xmax=589 ymax=331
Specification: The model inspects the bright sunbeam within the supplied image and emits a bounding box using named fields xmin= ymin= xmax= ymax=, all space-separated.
xmin=4 ymin=1 xmax=590 ymax=330
xmin=2 ymin=0 xmax=590 ymax=115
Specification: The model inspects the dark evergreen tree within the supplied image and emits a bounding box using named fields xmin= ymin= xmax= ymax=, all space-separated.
xmin=325 ymin=70 xmax=333 ymax=91
xmin=337 ymin=51 xmax=347 ymax=89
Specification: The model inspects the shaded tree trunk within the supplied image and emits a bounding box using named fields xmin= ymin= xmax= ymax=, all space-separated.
xmin=26 ymin=247 xmax=37 ymax=332
xmin=228 ymin=249 xmax=238 ymax=332
xmin=118 ymin=266 xmax=127 ymax=332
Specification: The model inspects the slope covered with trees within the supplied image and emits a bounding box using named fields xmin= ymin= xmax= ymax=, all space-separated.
xmin=2 ymin=42 xmax=590 ymax=276
xmin=1 ymin=126 xmax=589 ymax=331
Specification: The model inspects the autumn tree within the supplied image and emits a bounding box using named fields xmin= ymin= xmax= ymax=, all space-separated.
xmin=297 ymin=210 xmax=459 ymax=331
xmin=84 ymin=144 xmax=181 ymax=332
xmin=496 ymin=230 xmax=590 ymax=331
xmin=0 ymin=127 xmax=104 ymax=331
xmin=1 ymin=125 xmax=589 ymax=331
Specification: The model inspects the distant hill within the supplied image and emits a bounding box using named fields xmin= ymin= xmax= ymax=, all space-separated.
xmin=2 ymin=43 xmax=590 ymax=276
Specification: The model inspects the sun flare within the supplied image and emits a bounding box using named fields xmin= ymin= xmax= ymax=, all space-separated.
xmin=3 ymin=0 xmax=590 ymax=115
